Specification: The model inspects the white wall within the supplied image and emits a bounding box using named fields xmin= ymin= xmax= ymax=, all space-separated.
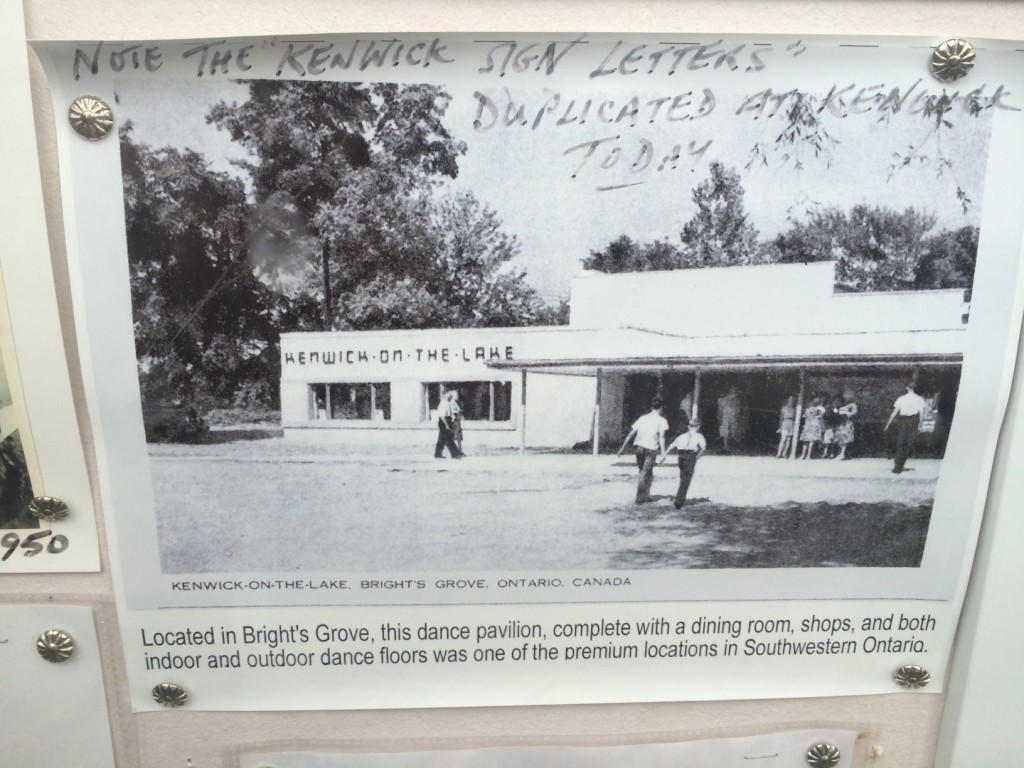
xmin=569 ymin=262 xmax=967 ymax=335
xmin=524 ymin=373 xmax=596 ymax=447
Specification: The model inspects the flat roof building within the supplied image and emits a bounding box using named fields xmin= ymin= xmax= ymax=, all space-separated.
xmin=280 ymin=262 xmax=967 ymax=456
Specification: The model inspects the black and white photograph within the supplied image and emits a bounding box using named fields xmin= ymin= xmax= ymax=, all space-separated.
xmin=38 ymin=33 xmax=1024 ymax=607
xmin=0 ymin=276 xmax=37 ymax=530
xmin=0 ymin=21 xmax=101 ymax=573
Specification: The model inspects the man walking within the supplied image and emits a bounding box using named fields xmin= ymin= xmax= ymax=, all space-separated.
xmin=617 ymin=397 xmax=669 ymax=504
xmin=663 ymin=418 xmax=706 ymax=509
xmin=434 ymin=390 xmax=463 ymax=459
xmin=884 ymin=382 xmax=927 ymax=474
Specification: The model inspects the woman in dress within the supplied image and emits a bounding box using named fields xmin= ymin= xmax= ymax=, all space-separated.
xmin=799 ymin=397 xmax=826 ymax=459
xmin=833 ymin=392 xmax=858 ymax=460
xmin=776 ymin=395 xmax=796 ymax=458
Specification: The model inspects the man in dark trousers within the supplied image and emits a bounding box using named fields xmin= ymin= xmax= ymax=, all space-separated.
xmin=663 ymin=418 xmax=707 ymax=509
xmin=617 ymin=397 xmax=669 ymax=504
xmin=884 ymin=382 xmax=927 ymax=474
xmin=434 ymin=391 xmax=463 ymax=459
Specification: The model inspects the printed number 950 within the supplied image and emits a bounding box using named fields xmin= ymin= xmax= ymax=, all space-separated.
xmin=1 ymin=530 xmax=70 ymax=561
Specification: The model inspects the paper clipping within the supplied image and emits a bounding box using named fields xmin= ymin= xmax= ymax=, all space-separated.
xmin=33 ymin=33 xmax=1024 ymax=708
xmin=241 ymin=730 xmax=860 ymax=768
xmin=1 ymin=0 xmax=98 ymax=573
xmin=0 ymin=605 xmax=116 ymax=765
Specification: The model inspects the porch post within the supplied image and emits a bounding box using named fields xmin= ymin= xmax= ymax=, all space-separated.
xmin=519 ymin=369 xmax=527 ymax=455
xmin=692 ymin=368 xmax=702 ymax=421
xmin=790 ymin=368 xmax=806 ymax=460
xmin=592 ymin=368 xmax=603 ymax=456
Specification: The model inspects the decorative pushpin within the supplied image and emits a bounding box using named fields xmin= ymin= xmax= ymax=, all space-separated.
xmin=806 ymin=742 xmax=841 ymax=768
xmin=68 ymin=95 xmax=114 ymax=140
xmin=152 ymin=682 xmax=189 ymax=708
xmin=28 ymin=496 xmax=70 ymax=521
xmin=930 ymin=39 xmax=975 ymax=82
xmin=895 ymin=664 xmax=931 ymax=689
xmin=36 ymin=629 xmax=74 ymax=663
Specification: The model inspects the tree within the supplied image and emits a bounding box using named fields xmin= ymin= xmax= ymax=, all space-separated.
xmin=120 ymin=124 xmax=280 ymax=409
xmin=679 ymin=162 xmax=760 ymax=267
xmin=124 ymin=82 xmax=567 ymax=413
xmin=914 ymin=225 xmax=979 ymax=291
xmin=583 ymin=235 xmax=685 ymax=273
xmin=773 ymin=204 xmax=939 ymax=291
xmin=329 ymin=190 xmax=555 ymax=329
xmin=745 ymin=91 xmax=839 ymax=172
xmin=422 ymin=191 xmax=555 ymax=327
xmin=207 ymin=80 xmax=466 ymax=330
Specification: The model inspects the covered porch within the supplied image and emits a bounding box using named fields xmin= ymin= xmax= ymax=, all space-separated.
xmin=488 ymin=325 xmax=963 ymax=458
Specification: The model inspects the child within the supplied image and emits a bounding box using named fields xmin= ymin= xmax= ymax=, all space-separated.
xmin=663 ymin=419 xmax=706 ymax=509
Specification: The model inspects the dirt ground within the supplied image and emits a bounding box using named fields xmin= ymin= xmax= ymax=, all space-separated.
xmin=150 ymin=433 xmax=937 ymax=574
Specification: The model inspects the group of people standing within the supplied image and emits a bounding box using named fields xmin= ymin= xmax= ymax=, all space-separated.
xmin=617 ymin=382 xmax=930 ymax=506
xmin=776 ymin=392 xmax=859 ymax=461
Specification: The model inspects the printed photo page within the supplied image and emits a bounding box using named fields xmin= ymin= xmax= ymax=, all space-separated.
xmin=2 ymin=3 xmax=98 ymax=573
xmin=34 ymin=33 xmax=1024 ymax=708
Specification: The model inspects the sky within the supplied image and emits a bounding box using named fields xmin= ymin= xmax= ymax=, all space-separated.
xmin=115 ymin=41 xmax=995 ymax=303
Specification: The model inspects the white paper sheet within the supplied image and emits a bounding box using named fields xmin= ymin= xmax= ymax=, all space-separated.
xmin=32 ymin=33 xmax=1024 ymax=709
xmin=0 ymin=0 xmax=98 ymax=572
xmin=0 ymin=605 xmax=116 ymax=766
xmin=241 ymin=730 xmax=860 ymax=768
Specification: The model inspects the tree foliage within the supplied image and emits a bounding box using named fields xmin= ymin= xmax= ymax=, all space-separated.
xmin=679 ymin=162 xmax=761 ymax=267
xmin=124 ymin=82 xmax=563 ymax=411
xmin=207 ymin=80 xmax=467 ymax=331
xmin=121 ymin=123 xmax=278 ymax=409
xmin=745 ymin=91 xmax=840 ymax=172
xmin=588 ymin=168 xmax=977 ymax=293
xmin=772 ymin=205 xmax=939 ymax=291
xmin=586 ymin=163 xmax=763 ymax=274
xmin=583 ymin=235 xmax=684 ymax=273
xmin=914 ymin=225 xmax=979 ymax=291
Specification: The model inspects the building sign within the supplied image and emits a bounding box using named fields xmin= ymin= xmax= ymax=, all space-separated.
xmin=282 ymin=344 xmax=515 ymax=367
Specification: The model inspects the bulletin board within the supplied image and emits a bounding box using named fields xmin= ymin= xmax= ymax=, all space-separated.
xmin=7 ymin=2 xmax=1024 ymax=767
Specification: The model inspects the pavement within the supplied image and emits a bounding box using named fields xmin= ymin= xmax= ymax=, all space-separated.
xmin=149 ymin=437 xmax=939 ymax=573
xmin=156 ymin=436 xmax=940 ymax=506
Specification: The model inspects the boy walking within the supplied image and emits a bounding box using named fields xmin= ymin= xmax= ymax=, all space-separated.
xmin=663 ymin=418 xmax=706 ymax=509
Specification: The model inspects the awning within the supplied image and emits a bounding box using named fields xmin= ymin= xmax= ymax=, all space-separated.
xmin=485 ymin=326 xmax=965 ymax=376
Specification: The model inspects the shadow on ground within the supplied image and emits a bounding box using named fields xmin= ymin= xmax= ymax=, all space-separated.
xmin=601 ymin=500 xmax=931 ymax=569
xmin=200 ymin=428 xmax=285 ymax=443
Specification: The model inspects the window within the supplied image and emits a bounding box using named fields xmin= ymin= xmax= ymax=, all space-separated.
xmin=310 ymin=383 xmax=391 ymax=421
xmin=424 ymin=381 xmax=512 ymax=422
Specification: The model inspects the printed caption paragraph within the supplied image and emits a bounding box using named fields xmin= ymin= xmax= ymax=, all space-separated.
xmin=138 ymin=609 xmax=938 ymax=671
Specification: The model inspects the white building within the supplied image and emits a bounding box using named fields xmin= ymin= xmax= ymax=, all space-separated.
xmin=280 ymin=262 xmax=968 ymax=454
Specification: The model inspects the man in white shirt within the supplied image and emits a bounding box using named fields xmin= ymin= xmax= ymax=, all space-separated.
xmin=884 ymin=383 xmax=927 ymax=474
xmin=434 ymin=390 xmax=463 ymax=459
xmin=663 ymin=418 xmax=707 ymax=509
xmin=617 ymin=397 xmax=669 ymax=504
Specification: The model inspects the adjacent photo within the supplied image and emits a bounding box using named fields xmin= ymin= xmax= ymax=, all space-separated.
xmin=0 ymin=272 xmax=38 ymax=530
